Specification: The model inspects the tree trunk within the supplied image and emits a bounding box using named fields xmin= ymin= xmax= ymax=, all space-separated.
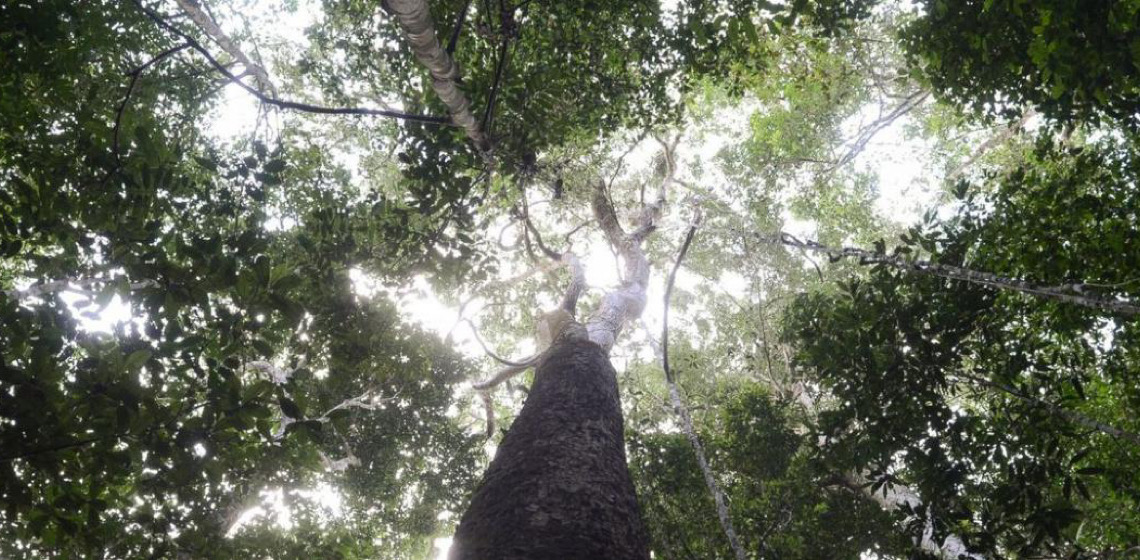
xmin=450 ymin=337 xmax=650 ymax=559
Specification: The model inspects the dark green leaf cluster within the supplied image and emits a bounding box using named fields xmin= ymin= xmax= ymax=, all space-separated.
xmin=783 ymin=138 xmax=1140 ymax=557
xmin=903 ymin=0 xmax=1140 ymax=127
xmin=0 ymin=2 xmax=483 ymax=555
xmin=630 ymin=384 xmax=912 ymax=559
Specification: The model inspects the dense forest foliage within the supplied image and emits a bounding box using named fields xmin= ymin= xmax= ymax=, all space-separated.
xmin=1 ymin=0 xmax=1138 ymax=557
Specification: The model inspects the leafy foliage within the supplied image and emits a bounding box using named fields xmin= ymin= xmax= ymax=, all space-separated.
xmin=630 ymin=384 xmax=912 ymax=559
xmin=783 ymin=136 xmax=1140 ymax=557
xmin=903 ymin=0 xmax=1140 ymax=126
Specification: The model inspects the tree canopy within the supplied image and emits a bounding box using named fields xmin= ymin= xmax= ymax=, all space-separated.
xmin=2 ymin=0 xmax=1139 ymax=558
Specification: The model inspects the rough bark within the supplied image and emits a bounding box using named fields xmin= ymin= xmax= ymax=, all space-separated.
xmin=450 ymin=337 xmax=650 ymax=560
xmin=388 ymin=0 xmax=491 ymax=154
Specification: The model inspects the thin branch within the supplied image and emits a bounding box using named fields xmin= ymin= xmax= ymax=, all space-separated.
xmin=462 ymin=318 xmax=537 ymax=367
xmin=445 ymin=256 xmax=567 ymax=341
xmin=480 ymin=24 xmax=513 ymax=136
xmin=760 ymin=231 xmax=1140 ymax=317
xmin=316 ymin=389 xmax=397 ymax=421
xmin=5 ymin=277 xmax=158 ymax=300
xmin=830 ymin=90 xmax=928 ymax=172
xmin=0 ymin=434 xmax=119 ymax=463
xmin=945 ymin=108 xmax=1036 ymax=183
xmin=955 ymin=372 xmax=1140 ymax=446
xmin=608 ymin=129 xmax=651 ymax=188
xmin=114 ymin=43 xmax=191 ymax=165
xmin=471 ymin=358 xmax=538 ymax=392
xmin=132 ymin=0 xmax=452 ymax=125
xmin=446 ymin=0 xmax=474 ymax=54
xmin=662 ymin=226 xmax=697 ymax=384
xmin=520 ymin=205 xmax=560 ymax=260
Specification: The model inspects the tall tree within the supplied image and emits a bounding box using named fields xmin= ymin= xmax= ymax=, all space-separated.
xmin=3 ymin=0 xmax=1140 ymax=558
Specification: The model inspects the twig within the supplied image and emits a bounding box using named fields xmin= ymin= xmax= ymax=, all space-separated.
xmin=114 ymin=43 xmax=191 ymax=165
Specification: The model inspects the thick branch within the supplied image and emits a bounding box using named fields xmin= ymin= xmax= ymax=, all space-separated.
xmin=585 ymin=139 xmax=679 ymax=351
xmin=133 ymin=0 xmax=452 ymax=125
xmin=559 ymin=252 xmax=586 ymax=314
xmin=762 ymin=231 xmax=1140 ymax=317
xmin=586 ymin=184 xmax=650 ymax=352
xmin=174 ymin=0 xmax=276 ymax=95
xmin=388 ymin=0 xmax=492 ymax=153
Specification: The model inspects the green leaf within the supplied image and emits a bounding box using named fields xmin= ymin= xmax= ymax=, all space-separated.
xmin=263 ymin=159 xmax=287 ymax=173
xmin=278 ymin=396 xmax=304 ymax=420
xmin=124 ymin=350 xmax=152 ymax=372
xmin=251 ymin=338 xmax=274 ymax=358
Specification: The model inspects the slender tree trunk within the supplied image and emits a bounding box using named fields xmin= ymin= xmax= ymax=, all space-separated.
xmin=450 ymin=337 xmax=650 ymax=559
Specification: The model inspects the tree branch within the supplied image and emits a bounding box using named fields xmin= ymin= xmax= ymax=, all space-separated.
xmin=954 ymin=372 xmax=1140 ymax=447
xmin=445 ymin=0 xmax=474 ymax=54
xmin=761 ymin=231 xmax=1140 ymax=317
xmin=945 ymin=108 xmax=1036 ymax=183
xmin=586 ymin=139 xmax=677 ymax=352
xmin=388 ymin=0 xmax=492 ymax=152
xmin=661 ymin=222 xmax=747 ymax=560
xmin=829 ymin=90 xmax=928 ymax=172
xmin=174 ymin=0 xmax=276 ymax=96
xmin=4 ymin=277 xmax=158 ymax=300
xmin=132 ymin=0 xmax=452 ymax=125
